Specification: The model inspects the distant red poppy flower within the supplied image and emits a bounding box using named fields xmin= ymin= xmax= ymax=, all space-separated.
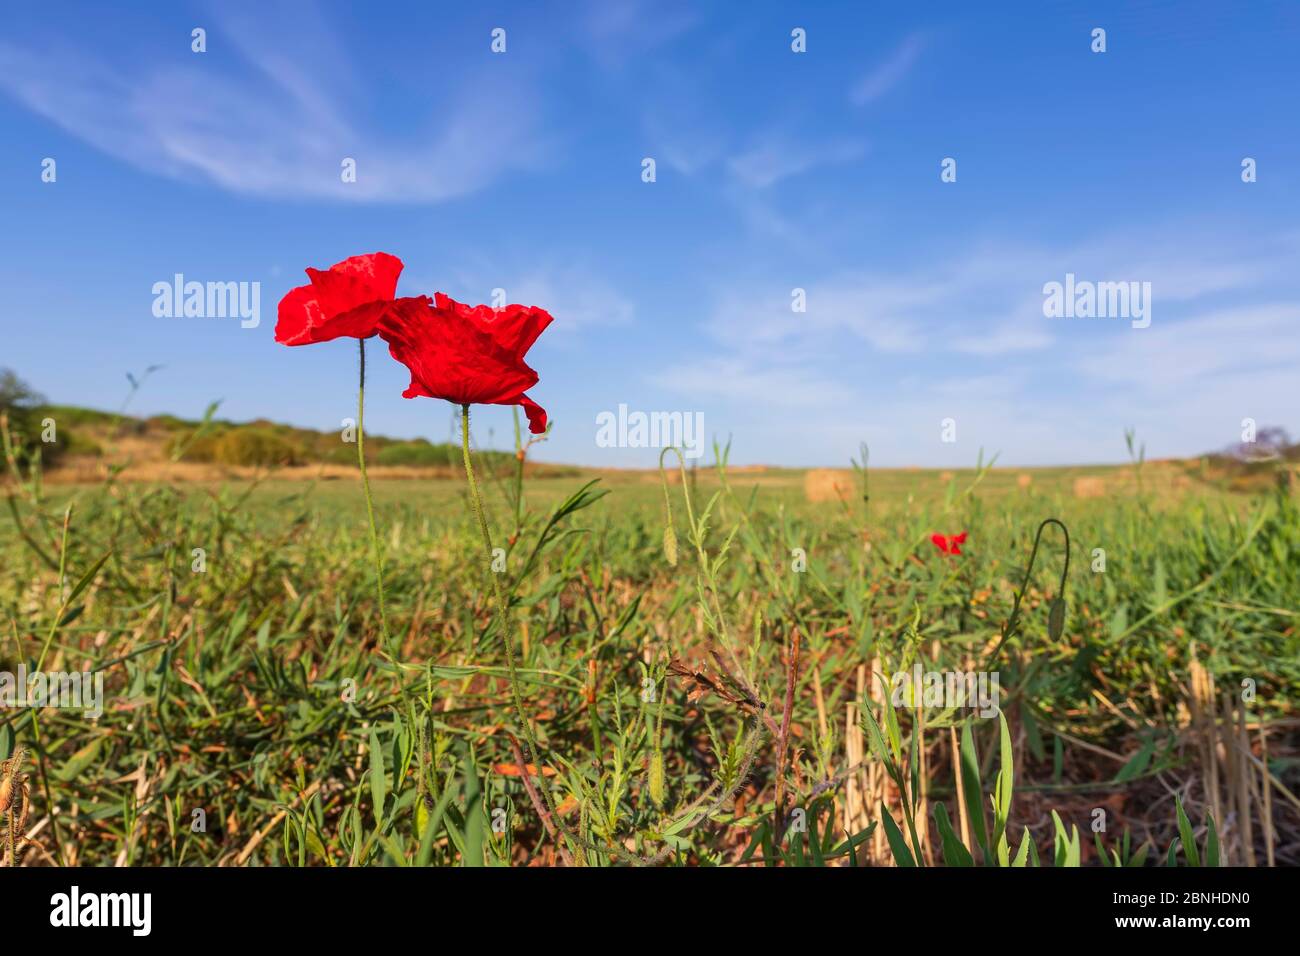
xmin=379 ymin=292 xmax=553 ymax=433
xmin=275 ymin=252 xmax=405 ymax=345
xmin=930 ymin=531 xmax=968 ymax=555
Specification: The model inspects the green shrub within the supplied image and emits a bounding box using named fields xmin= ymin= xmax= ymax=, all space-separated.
xmin=323 ymin=444 xmax=362 ymax=467
xmin=376 ymin=440 xmax=456 ymax=467
xmin=51 ymin=427 xmax=101 ymax=457
xmin=211 ymin=428 xmax=304 ymax=467
xmin=168 ymin=428 xmax=226 ymax=462
xmin=146 ymin=414 xmax=194 ymax=432
xmin=35 ymin=404 xmax=118 ymax=428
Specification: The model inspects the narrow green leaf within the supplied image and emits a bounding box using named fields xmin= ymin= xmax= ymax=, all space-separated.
xmin=1051 ymin=810 xmax=1071 ymax=866
xmin=879 ymin=803 xmax=915 ymax=867
xmin=1012 ymin=827 xmax=1032 ymax=867
xmin=1094 ymin=832 xmax=1112 ymax=867
xmin=368 ymin=727 xmax=386 ymax=827
xmin=1115 ymin=733 xmax=1156 ymax=783
xmin=55 ymin=737 xmax=103 ymax=781
xmin=1175 ymin=798 xmax=1200 ymax=867
xmin=65 ymin=550 xmax=112 ymax=609
xmin=461 ymin=751 xmax=485 ymax=867
xmin=933 ymin=802 xmax=973 ymax=867
xmin=881 ymin=688 xmax=904 ymax=764
xmin=860 ymin=703 xmax=904 ymax=790
xmin=416 ymin=786 xmax=458 ymax=867
xmin=808 ymin=805 xmax=825 ymax=868
xmin=959 ymin=722 xmax=990 ymax=860
xmin=994 ymin=712 xmax=1014 ymax=829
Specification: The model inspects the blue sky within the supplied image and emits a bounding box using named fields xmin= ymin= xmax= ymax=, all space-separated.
xmin=2 ymin=0 xmax=1298 ymax=467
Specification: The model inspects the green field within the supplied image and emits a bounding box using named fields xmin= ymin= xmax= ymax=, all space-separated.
xmin=2 ymin=442 xmax=1297 ymax=867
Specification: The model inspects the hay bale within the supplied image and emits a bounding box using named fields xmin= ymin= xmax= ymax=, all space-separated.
xmin=1017 ymin=473 xmax=1032 ymax=489
xmin=939 ymin=471 xmax=954 ymax=482
xmin=1073 ymin=476 xmax=1106 ymax=499
xmin=805 ymin=468 xmax=852 ymax=503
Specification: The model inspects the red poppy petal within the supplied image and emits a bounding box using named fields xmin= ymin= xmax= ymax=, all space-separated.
xmin=513 ymin=394 xmax=548 ymax=434
xmin=310 ymin=301 xmax=394 ymax=341
xmin=400 ymin=379 xmax=435 ymax=400
xmin=327 ymin=252 xmax=403 ymax=300
xmin=275 ymin=284 xmax=326 ymax=345
xmin=277 ymin=253 xmax=404 ymax=346
xmin=380 ymin=296 xmax=538 ymax=405
xmin=433 ymin=293 xmax=554 ymax=359
xmin=304 ymin=253 xmax=403 ymax=325
xmin=953 ymin=532 xmax=968 ymax=544
xmin=304 ymin=269 xmax=375 ymax=321
xmin=492 ymin=305 xmax=555 ymax=358
xmin=930 ymin=533 xmax=949 ymax=553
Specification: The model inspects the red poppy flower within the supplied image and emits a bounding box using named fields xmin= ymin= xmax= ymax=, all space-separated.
xmin=275 ymin=252 xmax=405 ymax=345
xmin=930 ymin=531 xmax=968 ymax=555
xmin=379 ymin=292 xmax=553 ymax=433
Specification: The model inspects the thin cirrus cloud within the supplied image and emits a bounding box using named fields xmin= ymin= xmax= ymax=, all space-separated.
xmin=642 ymin=108 xmax=867 ymax=190
xmin=426 ymin=263 xmax=636 ymax=334
xmin=698 ymin=243 xmax=1068 ymax=359
xmin=652 ymin=356 xmax=858 ymax=410
xmin=850 ymin=33 xmax=926 ymax=106
xmin=1073 ymin=302 xmax=1300 ymax=391
xmin=0 ymin=15 xmax=549 ymax=203
xmin=579 ymin=0 xmax=700 ymax=70
xmin=727 ymin=134 xmax=868 ymax=189
xmin=650 ymin=226 xmax=1300 ymax=463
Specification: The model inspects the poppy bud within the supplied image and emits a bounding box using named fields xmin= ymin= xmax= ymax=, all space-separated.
xmin=1048 ymin=597 xmax=1066 ymax=640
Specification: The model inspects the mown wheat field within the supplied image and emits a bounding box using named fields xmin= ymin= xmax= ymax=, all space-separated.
xmin=2 ymin=416 xmax=1297 ymax=868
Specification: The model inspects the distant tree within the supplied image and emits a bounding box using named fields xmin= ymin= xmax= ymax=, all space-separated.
xmin=0 ymin=368 xmax=45 ymax=446
xmin=1230 ymin=426 xmax=1291 ymax=463
xmin=0 ymin=367 xmax=43 ymax=409
xmin=0 ymin=369 xmax=83 ymax=464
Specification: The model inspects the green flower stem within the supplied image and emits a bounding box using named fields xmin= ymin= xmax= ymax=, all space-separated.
xmin=459 ymin=404 xmax=559 ymax=818
xmin=357 ymin=338 xmax=390 ymax=646
xmin=983 ymin=517 xmax=1070 ymax=669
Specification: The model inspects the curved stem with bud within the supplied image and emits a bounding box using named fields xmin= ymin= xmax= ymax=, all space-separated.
xmin=984 ymin=517 xmax=1071 ymax=669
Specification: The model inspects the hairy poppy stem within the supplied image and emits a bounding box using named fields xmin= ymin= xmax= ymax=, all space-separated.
xmin=357 ymin=338 xmax=390 ymax=646
xmin=459 ymin=404 xmax=563 ymax=830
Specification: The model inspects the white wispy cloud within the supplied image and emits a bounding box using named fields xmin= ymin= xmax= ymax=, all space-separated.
xmin=579 ymin=0 xmax=700 ymax=70
xmin=728 ymin=135 xmax=867 ymax=189
xmin=850 ymin=34 xmax=926 ymax=106
xmin=1073 ymin=302 xmax=1300 ymax=390
xmin=430 ymin=262 xmax=636 ymax=333
xmin=651 ymin=356 xmax=857 ymax=408
xmin=642 ymin=107 xmax=727 ymax=176
xmin=500 ymin=269 xmax=636 ymax=331
xmin=951 ymin=315 xmax=1054 ymax=355
xmin=699 ymin=243 xmax=1062 ymax=359
xmin=0 ymin=8 xmax=550 ymax=202
xmin=649 ymin=227 xmax=1300 ymax=465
